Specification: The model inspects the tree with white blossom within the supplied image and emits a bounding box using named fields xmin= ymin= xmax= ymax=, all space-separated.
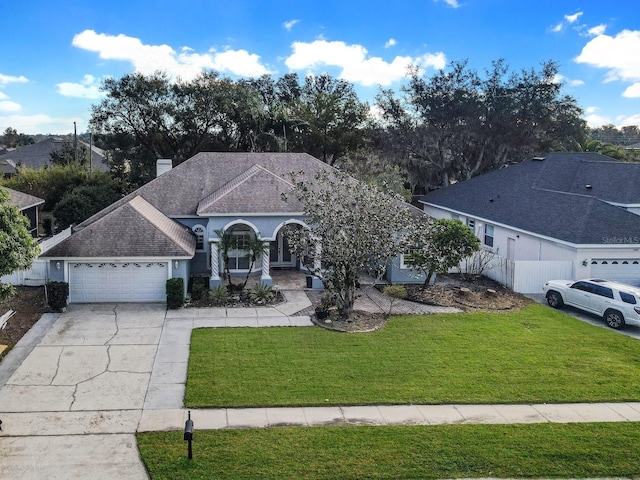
xmin=283 ymin=170 xmax=420 ymax=319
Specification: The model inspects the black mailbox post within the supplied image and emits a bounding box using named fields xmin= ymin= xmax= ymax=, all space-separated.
xmin=184 ymin=410 xmax=194 ymax=459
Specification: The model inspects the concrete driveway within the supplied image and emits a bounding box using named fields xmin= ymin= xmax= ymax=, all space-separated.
xmin=0 ymin=303 xmax=166 ymax=479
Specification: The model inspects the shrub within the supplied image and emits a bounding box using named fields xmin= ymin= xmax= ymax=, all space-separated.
xmin=383 ymin=285 xmax=408 ymax=300
xmin=0 ymin=283 xmax=15 ymax=301
xmin=249 ymin=283 xmax=275 ymax=304
xmin=190 ymin=279 xmax=207 ymax=301
xmin=208 ymin=285 xmax=229 ymax=306
xmin=47 ymin=281 xmax=69 ymax=311
xmin=166 ymin=278 xmax=184 ymax=309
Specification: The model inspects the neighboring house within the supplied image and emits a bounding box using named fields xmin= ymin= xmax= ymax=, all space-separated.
xmin=421 ymin=152 xmax=640 ymax=293
xmin=41 ymin=152 xmax=424 ymax=304
xmin=0 ymin=158 xmax=17 ymax=178
xmin=3 ymin=187 xmax=44 ymax=237
xmin=0 ymin=137 xmax=108 ymax=173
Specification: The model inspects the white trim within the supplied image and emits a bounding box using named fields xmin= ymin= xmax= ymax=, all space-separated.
xmin=265 ymin=219 xmax=310 ymax=241
xmin=220 ymin=219 xmax=261 ymax=236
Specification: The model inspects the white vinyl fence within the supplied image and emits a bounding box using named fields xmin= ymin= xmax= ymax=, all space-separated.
xmin=1 ymin=227 xmax=72 ymax=286
xmin=482 ymin=256 xmax=574 ymax=294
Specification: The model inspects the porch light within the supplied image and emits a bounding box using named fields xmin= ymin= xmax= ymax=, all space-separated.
xmin=174 ymin=261 xmax=179 ymax=269
xmin=582 ymin=259 xmax=588 ymax=267
xmin=55 ymin=262 xmax=61 ymax=270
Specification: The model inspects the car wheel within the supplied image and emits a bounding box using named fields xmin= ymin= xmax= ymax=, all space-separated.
xmin=546 ymin=291 xmax=563 ymax=309
xmin=604 ymin=309 xmax=625 ymax=330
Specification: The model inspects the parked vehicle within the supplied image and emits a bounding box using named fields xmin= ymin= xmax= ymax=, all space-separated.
xmin=543 ymin=278 xmax=640 ymax=330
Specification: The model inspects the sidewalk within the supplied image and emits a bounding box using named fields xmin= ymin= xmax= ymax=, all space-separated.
xmin=138 ymin=402 xmax=640 ymax=433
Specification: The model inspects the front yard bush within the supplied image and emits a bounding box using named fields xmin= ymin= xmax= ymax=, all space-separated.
xmin=208 ymin=285 xmax=229 ymax=306
xmin=165 ymin=278 xmax=184 ymax=309
xmin=47 ymin=281 xmax=68 ymax=311
xmin=248 ymin=283 xmax=275 ymax=304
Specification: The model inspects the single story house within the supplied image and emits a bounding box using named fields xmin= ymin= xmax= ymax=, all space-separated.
xmin=3 ymin=187 xmax=44 ymax=237
xmin=41 ymin=152 xmax=423 ymax=303
xmin=420 ymin=152 xmax=640 ymax=293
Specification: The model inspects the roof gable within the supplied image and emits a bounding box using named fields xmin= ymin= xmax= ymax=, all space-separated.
xmin=197 ymin=164 xmax=297 ymax=215
xmin=42 ymin=195 xmax=195 ymax=258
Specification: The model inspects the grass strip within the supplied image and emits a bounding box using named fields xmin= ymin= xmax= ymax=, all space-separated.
xmin=138 ymin=422 xmax=640 ymax=479
xmin=186 ymin=304 xmax=640 ymax=407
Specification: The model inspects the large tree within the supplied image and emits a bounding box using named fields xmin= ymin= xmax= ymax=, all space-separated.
xmin=284 ymin=170 xmax=418 ymax=319
xmin=375 ymin=60 xmax=587 ymax=192
xmin=0 ymin=188 xmax=40 ymax=299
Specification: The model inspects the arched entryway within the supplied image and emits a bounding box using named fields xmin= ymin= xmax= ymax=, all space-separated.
xmin=270 ymin=223 xmax=305 ymax=270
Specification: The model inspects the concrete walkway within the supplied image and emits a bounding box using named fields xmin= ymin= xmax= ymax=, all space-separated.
xmin=0 ymin=290 xmax=639 ymax=479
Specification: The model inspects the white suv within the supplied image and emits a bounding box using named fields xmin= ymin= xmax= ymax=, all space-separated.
xmin=543 ymin=278 xmax=640 ymax=330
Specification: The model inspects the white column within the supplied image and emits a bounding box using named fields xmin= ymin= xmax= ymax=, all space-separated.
xmin=210 ymin=240 xmax=220 ymax=282
xmin=314 ymin=241 xmax=322 ymax=272
xmin=261 ymin=241 xmax=272 ymax=284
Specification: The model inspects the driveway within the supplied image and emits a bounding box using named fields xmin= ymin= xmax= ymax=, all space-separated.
xmin=0 ymin=303 xmax=165 ymax=479
xmin=0 ymin=296 xmax=313 ymax=479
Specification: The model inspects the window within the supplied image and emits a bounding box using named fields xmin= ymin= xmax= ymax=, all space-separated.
xmin=484 ymin=224 xmax=494 ymax=248
xmin=620 ymin=292 xmax=637 ymax=304
xmin=226 ymin=225 xmax=254 ymax=270
xmin=193 ymin=225 xmax=206 ymax=251
xmin=400 ymin=250 xmax=418 ymax=269
xmin=595 ymin=286 xmax=614 ymax=299
xmin=467 ymin=218 xmax=475 ymax=231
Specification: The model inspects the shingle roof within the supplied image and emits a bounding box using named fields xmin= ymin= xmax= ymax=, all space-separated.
xmin=0 ymin=137 xmax=108 ymax=172
xmin=42 ymin=196 xmax=195 ymax=258
xmin=2 ymin=187 xmax=44 ymax=211
xmin=420 ymin=152 xmax=640 ymax=245
xmin=77 ymin=152 xmax=332 ymax=227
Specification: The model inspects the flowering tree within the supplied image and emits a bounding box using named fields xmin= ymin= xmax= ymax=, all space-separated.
xmin=405 ymin=218 xmax=480 ymax=287
xmin=284 ymin=170 xmax=418 ymax=319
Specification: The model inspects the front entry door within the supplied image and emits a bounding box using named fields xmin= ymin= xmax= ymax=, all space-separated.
xmin=270 ymin=229 xmax=296 ymax=268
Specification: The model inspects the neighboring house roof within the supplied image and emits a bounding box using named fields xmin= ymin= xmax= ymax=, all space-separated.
xmin=42 ymin=195 xmax=195 ymax=258
xmin=420 ymin=152 xmax=640 ymax=245
xmin=0 ymin=137 xmax=108 ymax=172
xmin=0 ymin=158 xmax=17 ymax=176
xmin=2 ymin=186 xmax=44 ymax=211
xmin=626 ymin=142 xmax=640 ymax=150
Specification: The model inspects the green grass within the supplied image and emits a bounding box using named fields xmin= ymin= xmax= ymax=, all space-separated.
xmin=186 ymin=304 xmax=640 ymax=407
xmin=137 ymin=422 xmax=640 ymax=479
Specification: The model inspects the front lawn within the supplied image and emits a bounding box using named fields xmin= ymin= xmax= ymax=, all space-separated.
xmin=186 ymin=304 xmax=640 ymax=407
xmin=138 ymin=422 xmax=640 ymax=479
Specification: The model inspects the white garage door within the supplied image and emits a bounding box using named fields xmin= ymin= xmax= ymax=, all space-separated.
xmin=69 ymin=262 xmax=168 ymax=303
xmin=590 ymin=259 xmax=640 ymax=287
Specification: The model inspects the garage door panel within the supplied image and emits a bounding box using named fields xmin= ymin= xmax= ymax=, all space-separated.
xmin=591 ymin=259 xmax=640 ymax=286
xmin=69 ymin=262 xmax=168 ymax=303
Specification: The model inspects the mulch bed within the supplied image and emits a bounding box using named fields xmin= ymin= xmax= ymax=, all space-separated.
xmin=0 ymin=286 xmax=49 ymax=350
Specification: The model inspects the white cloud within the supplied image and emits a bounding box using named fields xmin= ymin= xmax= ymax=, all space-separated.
xmin=553 ymin=73 xmax=585 ymax=87
xmin=623 ymin=83 xmax=640 ymax=98
xmin=0 ymin=91 xmax=7 ymax=100
xmin=57 ymin=74 xmax=104 ymax=99
xmin=585 ymin=112 xmax=611 ymax=128
xmin=0 ymin=101 xmax=21 ymax=113
xmin=575 ymin=29 xmax=640 ymax=88
xmin=437 ymin=0 xmax=460 ymax=8
xmin=565 ymin=12 xmax=583 ymax=24
xmin=0 ymin=114 xmax=84 ymax=134
xmin=616 ymin=114 xmax=640 ymax=127
xmin=285 ymin=40 xmax=446 ymax=86
xmin=385 ymin=38 xmax=397 ymax=48
xmin=588 ymin=24 xmax=607 ymax=36
xmin=284 ymin=19 xmax=299 ymax=31
xmin=72 ymin=29 xmax=272 ymax=80
xmin=551 ymin=22 xmax=564 ymax=33
xmin=0 ymin=73 xmax=28 ymax=85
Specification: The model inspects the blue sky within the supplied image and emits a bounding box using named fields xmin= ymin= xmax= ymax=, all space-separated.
xmin=1 ymin=0 xmax=639 ymax=134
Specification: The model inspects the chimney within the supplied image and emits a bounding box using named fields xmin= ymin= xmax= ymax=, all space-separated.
xmin=156 ymin=159 xmax=172 ymax=177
